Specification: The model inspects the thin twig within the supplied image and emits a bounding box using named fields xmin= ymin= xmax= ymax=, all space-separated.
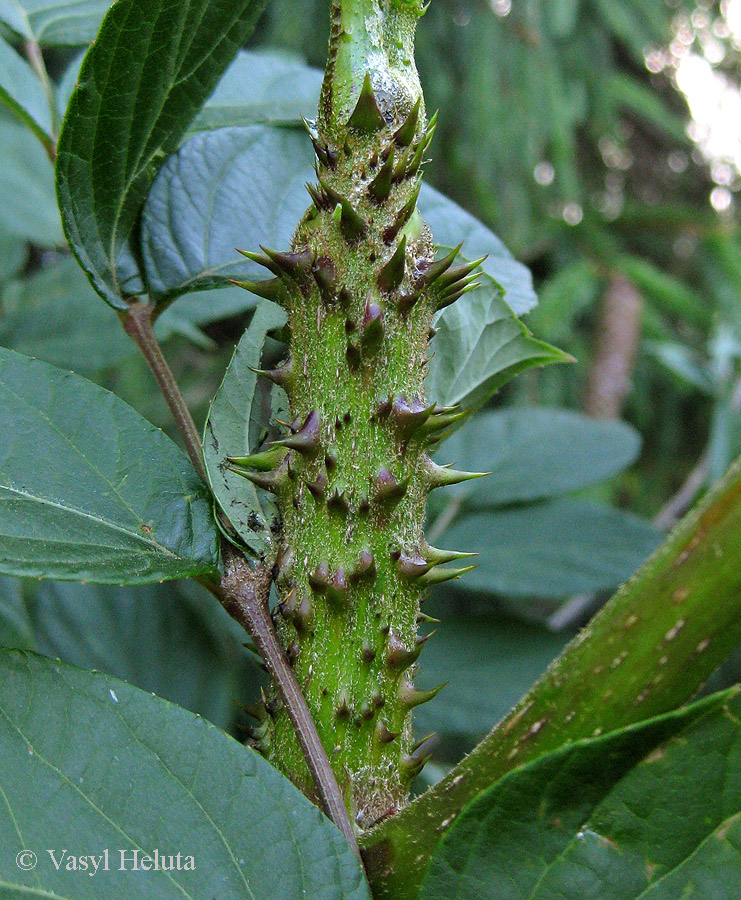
xmin=207 ymin=547 xmax=361 ymax=858
xmin=653 ymin=451 xmax=711 ymax=531
xmin=120 ymin=300 xmax=208 ymax=483
xmin=23 ymin=39 xmax=59 ymax=161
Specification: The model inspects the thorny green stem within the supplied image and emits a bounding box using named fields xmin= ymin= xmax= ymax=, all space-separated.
xmin=121 ymin=302 xmax=359 ymax=854
xmin=202 ymin=548 xmax=361 ymax=858
xmin=120 ymin=300 xmax=208 ymax=483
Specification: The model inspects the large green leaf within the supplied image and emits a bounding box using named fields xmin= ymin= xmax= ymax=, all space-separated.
xmin=418 ymin=184 xmax=538 ymax=317
xmin=0 ymin=0 xmax=113 ymax=45
xmin=56 ymin=0 xmax=267 ymax=308
xmin=0 ymin=347 xmax=219 ymax=582
xmin=414 ymin=615 xmax=568 ymax=743
xmin=0 ymin=650 xmax=370 ymax=899
xmin=425 ymin=272 xmax=570 ymax=415
xmin=439 ymin=408 xmax=642 ymax=507
xmin=191 ymin=49 xmax=322 ymax=132
xmin=0 ymin=233 xmax=27 ymax=285
xmin=0 ymin=118 xmax=61 ymax=245
xmin=141 ymin=125 xmax=314 ymax=302
xmin=0 ymin=575 xmax=264 ymax=729
xmin=0 ymin=577 xmax=33 ymax=649
xmin=0 ymin=258 xmax=134 ymax=374
xmin=440 ymin=499 xmax=661 ymax=598
xmin=420 ymin=689 xmax=741 ymax=900
xmin=0 ymin=34 xmax=53 ymax=140
xmin=0 ymin=258 xmax=252 ymax=371
xmin=204 ymin=300 xmax=287 ymax=558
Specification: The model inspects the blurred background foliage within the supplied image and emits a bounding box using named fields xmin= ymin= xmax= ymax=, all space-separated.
xmin=1 ymin=0 xmax=740 ymax=779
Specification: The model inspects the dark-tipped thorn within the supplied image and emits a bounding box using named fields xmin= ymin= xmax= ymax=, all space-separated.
xmin=261 ymin=247 xmax=314 ymax=283
xmin=228 ymin=277 xmax=288 ymax=305
xmin=294 ymin=592 xmax=314 ymax=632
xmin=327 ymin=567 xmax=349 ymax=605
xmin=391 ymin=396 xmax=436 ymax=438
xmin=347 ymin=73 xmax=386 ymax=132
xmin=375 ymin=467 xmax=409 ymax=504
xmin=306 ymin=469 xmax=328 ymax=501
xmin=395 ymin=550 xmax=431 ymax=578
xmin=399 ymin=677 xmax=447 ymax=709
xmin=386 ymin=633 xmax=423 ymax=669
xmin=375 ymin=720 xmax=400 ymax=744
xmin=384 ymin=181 xmax=422 ymax=244
xmin=227 ymin=446 xmax=287 ymax=471
xmin=252 ymin=356 xmax=293 ymax=389
xmin=414 ymin=243 xmax=462 ymax=289
xmin=378 ymin=236 xmax=407 ymax=293
xmin=361 ymin=296 xmax=385 ymax=355
xmin=351 ymin=550 xmax=376 ymax=582
xmin=226 ymin=457 xmax=288 ymax=492
xmin=306 ymin=182 xmax=329 ymax=210
xmin=312 ymin=256 xmax=338 ymax=300
xmin=394 ymin=97 xmax=422 ymax=146
xmin=272 ymin=410 xmax=321 ymax=456
xmin=368 ymin=150 xmax=395 ymax=203
xmin=309 ymin=562 xmax=330 ymax=592
xmin=327 ymin=487 xmax=351 ymax=514
xmin=336 ymin=692 xmax=351 ymax=719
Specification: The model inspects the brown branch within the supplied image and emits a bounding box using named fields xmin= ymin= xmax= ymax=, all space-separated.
xmin=120 ymin=300 xmax=208 ymax=483
xmin=584 ymin=272 xmax=643 ymax=420
xmin=206 ymin=547 xmax=361 ymax=858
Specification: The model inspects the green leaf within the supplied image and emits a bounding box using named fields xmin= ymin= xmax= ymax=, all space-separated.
xmin=645 ymin=340 xmax=714 ymax=395
xmin=0 ymin=258 xmax=259 ymax=367
xmin=0 ymin=577 xmax=33 ymax=649
xmin=191 ymin=49 xmax=323 ymax=131
xmin=24 ymin=578 xmax=258 ymax=730
xmin=439 ymin=499 xmax=661 ymax=598
xmin=0 ymin=650 xmax=371 ymax=899
xmin=0 ymin=258 xmax=135 ymax=374
xmin=56 ymin=49 xmax=83 ymax=118
xmin=204 ymin=300 xmax=287 ymax=558
xmin=439 ymin=408 xmax=642 ymax=506
xmin=414 ymin=615 xmax=568 ymax=743
xmin=0 ymin=0 xmax=113 ymax=45
xmin=141 ymin=125 xmax=315 ymax=302
xmin=420 ymin=689 xmax=741 ymax=900
xmin=418 ymin=184 xmax=538 ymax=317
xmin=425 ymin=280 xmax=572 ymax=422
xmin=55 ymin=0 xmax=267 ymax=308
xmin=0 ymin=34 xmax=53 ymax=140
xmin=0 ymin=232 xmax=27 ymax=285
xmin=156 ymin=285 xmax=259 ymax=343
xmin=363 ymin=456 xmax=741 ymax=900
xmin=0 ymin=118 xmax=61 ymax=245
xmin=0 ymin=347 xmax=219 ymax=583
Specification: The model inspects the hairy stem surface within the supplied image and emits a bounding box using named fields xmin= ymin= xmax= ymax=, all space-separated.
xmin=230 ymin=0 xmax=481 ymax=828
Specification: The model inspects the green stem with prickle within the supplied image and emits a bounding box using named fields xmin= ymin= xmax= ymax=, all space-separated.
xmin=361 ymin=452 xmax=741 ymax=899
xmin=232 ymin=0 xmax=482 ymax=828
